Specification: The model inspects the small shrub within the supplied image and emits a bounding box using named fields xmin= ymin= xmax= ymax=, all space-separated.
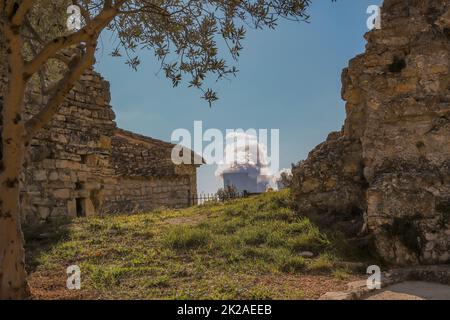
xmin=216 ymin=185 xmax=240 ymax=201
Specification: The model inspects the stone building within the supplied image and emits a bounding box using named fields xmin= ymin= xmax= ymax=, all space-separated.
xmin=292 ymin=0 xmax=450 ymax=265
xmin=4 ymin=68 xmax=200 ymax=224
xmin=104 ymin=128 xmax=199 ymax=215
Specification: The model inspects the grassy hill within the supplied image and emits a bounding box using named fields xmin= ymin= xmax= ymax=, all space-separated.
xmin=24 ymin=190 xmax=370 ymax=299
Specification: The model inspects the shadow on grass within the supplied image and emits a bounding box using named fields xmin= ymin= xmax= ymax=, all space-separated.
xmin=23 ymin=217 xmax=73 ymax=273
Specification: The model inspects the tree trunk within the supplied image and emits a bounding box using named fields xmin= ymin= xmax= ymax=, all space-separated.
xmin=0 ymin=89 xmax=30 ymax=300
xmin=0 ymin=22 xmax=30 ymax=299
xmin=0 ymin=161 xmax=29 ymax=299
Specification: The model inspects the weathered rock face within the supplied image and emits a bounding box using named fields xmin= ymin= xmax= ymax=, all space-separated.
xmin=292 ymin=132 xmax=366 ymax=237
xmin=292 ymin=0 xmax=450 ymax=265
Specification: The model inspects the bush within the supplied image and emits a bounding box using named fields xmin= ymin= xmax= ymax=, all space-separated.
xmin=216 ymin=185 xmax=240 ymax=201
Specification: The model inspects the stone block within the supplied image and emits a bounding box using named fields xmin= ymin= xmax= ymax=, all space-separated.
xmin=53 ymin=189 xmax=71 ymax=199
xmin=49 ymin=171 xmax=59 ymax=181
xmin=67 ymin=199 xmax=77 ymax=217
xmin=33 ymin=170 xmax=47 ymax=181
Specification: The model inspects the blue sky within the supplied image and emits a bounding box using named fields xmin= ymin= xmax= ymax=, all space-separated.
xmin=95 ymin=0 xmax=382 ymax=194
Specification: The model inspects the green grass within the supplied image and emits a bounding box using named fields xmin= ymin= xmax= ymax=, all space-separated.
xmin=164 ymin=227 xmax=211 ymax=250
xmin=24 ymin=190 xmax=369 ymax=299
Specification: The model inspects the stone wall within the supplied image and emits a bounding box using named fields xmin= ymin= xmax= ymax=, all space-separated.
xmin=103 ymin=176 xmax=195 ymax=214
xmin=112 ymin=129 xmax=183 ymax=177
xmin=102 ymin=129 xmax=198 ymax=213
xmin=292 ymin=0 xmax=450 ymax=265
xmin=20 ymin=70 xmax=116 ymax=223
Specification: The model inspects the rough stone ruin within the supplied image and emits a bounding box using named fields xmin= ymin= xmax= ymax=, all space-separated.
xmin=292 ymin=0 xmax=450 ymax=265
xmin=0 ymin=63 xmax=200 ymax=224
